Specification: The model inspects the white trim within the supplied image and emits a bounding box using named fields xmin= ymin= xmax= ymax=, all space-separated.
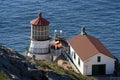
xmin=29 ymin=40 xmax=49 ymax=53
xmin=84 ymin=53 xmax=115 ymax=63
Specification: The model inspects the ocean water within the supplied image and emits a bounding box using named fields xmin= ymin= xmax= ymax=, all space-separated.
xmin=0 ymin=0 xmax=120 ymax=60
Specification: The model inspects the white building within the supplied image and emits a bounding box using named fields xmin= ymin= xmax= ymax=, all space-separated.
xmin=68 ymin=27 xmax=115 ymax=75
xmin=50 ymin=30 xmax=68 ymax=62
xmin=28 ymin=12 xmax=51 ymax=60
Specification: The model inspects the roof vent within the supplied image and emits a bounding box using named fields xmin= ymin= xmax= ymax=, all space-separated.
xmin=81 ymin=27 xmax=87 ymax=35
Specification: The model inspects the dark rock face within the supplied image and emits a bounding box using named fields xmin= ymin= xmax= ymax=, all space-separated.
xmin=47 ymin=71 xmax=73 ymax=80
xmin=0 ymin=45 xmax=76 ymax=80
xmin=0 ymin=45 xmax=48 ymax=80
xmin=0 ymin=45 xmax=95 ymax=80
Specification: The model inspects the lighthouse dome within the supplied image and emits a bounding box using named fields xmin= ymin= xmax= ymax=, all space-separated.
xmin=30 ymin=12 xmax=50 ymax=26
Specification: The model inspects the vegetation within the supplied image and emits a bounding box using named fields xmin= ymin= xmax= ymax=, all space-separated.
xmin=0 ymin=45 xmax=96 ymax=80
xmin=0 ymin=71 xmax=10 ymax=80
xmin=35 ymin=60 xmax=96 ymax=80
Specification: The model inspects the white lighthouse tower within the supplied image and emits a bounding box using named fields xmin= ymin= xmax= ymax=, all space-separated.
xmin=28 ymin=12 xmax=51 ymax=60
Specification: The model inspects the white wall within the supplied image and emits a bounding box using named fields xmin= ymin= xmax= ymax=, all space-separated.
xmin=69 ymin=44 xmax=115 ymax=75
xmin=84 ymin=53 xmax=115 ymax=75
xmin=29 ymin=40 xmax=49 ymax=53
xmin=69 ymin=45 xmax=84 ymax=74
xmin=28 ymin=52 xmax=51 ymax=61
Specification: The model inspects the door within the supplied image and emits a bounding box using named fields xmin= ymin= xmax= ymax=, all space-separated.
xmin=92 ymin=64 xmax=106 ymax=75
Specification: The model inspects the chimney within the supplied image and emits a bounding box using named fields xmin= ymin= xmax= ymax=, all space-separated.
xmin=81 ymin=27 xmax=87 ymax=35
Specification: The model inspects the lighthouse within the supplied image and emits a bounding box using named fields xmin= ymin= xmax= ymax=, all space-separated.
xmin=28 ymin=12 xmax=51 ymax=60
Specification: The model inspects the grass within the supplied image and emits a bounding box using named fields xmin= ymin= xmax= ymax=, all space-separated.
xmin=36 ymin=60 xmax=96 ymax=80
xmin=0 ymin=71 xmax=10 ymax=80
xmin=37 ymin=60 xmax=65 ymax=74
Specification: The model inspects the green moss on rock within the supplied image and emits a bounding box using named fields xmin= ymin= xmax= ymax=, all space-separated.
xmin=0 ymin=71 xmax=10 ymax=80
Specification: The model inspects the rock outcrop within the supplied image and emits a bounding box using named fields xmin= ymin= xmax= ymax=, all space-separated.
xmin=0 ymin=45 xmax=48 ymax=80
xmin=0 ymin=45 xmax=96 ymax=80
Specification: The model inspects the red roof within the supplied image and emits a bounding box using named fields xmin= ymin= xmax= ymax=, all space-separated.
xmin=68 ymin=34 xmax=114 ymax=61
xmin=30 ymin=12 xmax=50 ymax=26
xmin=50 ymin=40 xmax=63 ymax=49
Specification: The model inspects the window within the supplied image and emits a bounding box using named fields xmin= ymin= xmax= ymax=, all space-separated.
xmin=41 ymin=27 xmax=44 ymax=31
xmin=74 ymin=52 xmax=76 ymax=59
xmin=78 ymin=58 xmax=80 ymax=66
xmin=68 ymin=46 xmax=70 ymax=54
xmin=97 ymin=56 xmax=101 ymax=62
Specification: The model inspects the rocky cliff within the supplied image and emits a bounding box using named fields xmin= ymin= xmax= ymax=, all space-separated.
xmin=0 ymin=45 xmax=95 ymax=80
